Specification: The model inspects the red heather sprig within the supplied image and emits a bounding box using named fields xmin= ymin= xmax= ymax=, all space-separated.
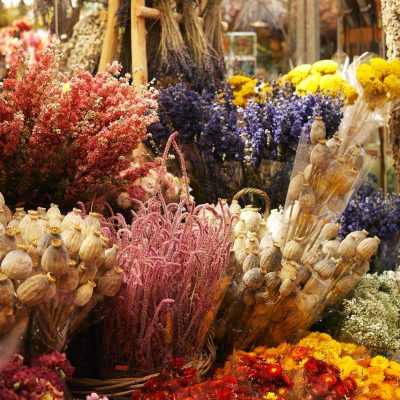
xmin=0 ymin=45 xmax=158 ymax=208
xmin=99 ymin=133 xmax=234 ymax=375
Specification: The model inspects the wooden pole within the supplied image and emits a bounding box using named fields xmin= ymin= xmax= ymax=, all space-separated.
xmin=131 ymin=0 xmax=148 ymax=86
xmin=98 ymin=0 xmax=120 ymax=72
xmin=379 ymin=127 xmax=387 ymax=193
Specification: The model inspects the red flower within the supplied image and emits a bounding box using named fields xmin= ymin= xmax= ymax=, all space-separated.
xmin=320 ymin=373 xmax=337 ymax=387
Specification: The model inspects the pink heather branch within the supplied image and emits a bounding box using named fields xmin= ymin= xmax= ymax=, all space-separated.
xmin=0 ymin=45 xmax=158 ymax=209
xmin=99 ymin=136 xmax=234 ymax=375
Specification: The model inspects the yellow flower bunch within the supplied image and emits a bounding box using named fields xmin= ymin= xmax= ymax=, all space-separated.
xmin=356 ymin=58 xmax=400 ymax=107
xmin=284 ymin=60 xmax=358 ymax=104
xmin=228 ymin=75 xmax=271 ymax=107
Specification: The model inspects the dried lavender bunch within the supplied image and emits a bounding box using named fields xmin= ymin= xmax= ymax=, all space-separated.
xmin=99 ymin=134 xmax=234 ymax=375
xmin=338 ymin=272 xmax=400 ymax=357
xmin=340 ymin=179 xmax=400 ymax=272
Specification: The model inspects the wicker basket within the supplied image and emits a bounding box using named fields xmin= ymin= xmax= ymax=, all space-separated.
xmin=233 ymin=187 xmax=271 ymax=217
xmin=68 ymin=328 xmax=216 ymax=398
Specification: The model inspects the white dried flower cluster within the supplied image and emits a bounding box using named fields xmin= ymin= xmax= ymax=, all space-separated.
xmin=338 ymin=271 xmax=400 ymax=356
xmin=60 ymin=9 xmax=105 ymax=73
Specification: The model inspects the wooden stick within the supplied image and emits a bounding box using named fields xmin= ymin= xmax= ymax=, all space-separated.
xmin=98 ymin=0 xmax=120 ymax=72
xmin=131 ymin=0 xmax=148 ymax=85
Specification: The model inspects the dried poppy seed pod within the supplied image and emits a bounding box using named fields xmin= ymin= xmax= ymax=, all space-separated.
xmin=41 ymin=239 xmax=70 ymax=276
xmin=349 ymin=229 xmax=368 ymax=245
xmin=0 ymin=229 xmax=17 ymax=262
xmin=229 ymin=200 xmax=241 ymax=215
xmin=314 ymin=258 xmax=336 ymax=279
xmin=74 ymin=280 xmax=96 ymax=307
xmin=287 ymin=172 xmax=304 ymax=201
xmin=295 ymin=265 xmax=311 ymax=286
xmin=233 ymin=234 xmax=246 ymax=253
xmin=243 ymin=208 xmax=262 ymax=233
xmin=301 ymin=250 xmax=319 ymax=267
xmin=355 ymin=259 xmax=370 ymax=276
xmin=103 ymin=244 xmax=120 ymax=270
xmin=37 ymin=226 xmax=61 ymax=256
xmin=61 ymin=225 xmax=83 ymax=259
xmin=279 ymin=277 xmax=297 ymax=297
xmin=37 ymin=207 xmax=46 ymax=218
xmin=25 ymin=215 xmax=44 ymax=244
xmin=338 ymin=236 xmax=357 ymax=259
xmin=310 ymin=116 xmax=326 ymax=144
xmin=79 ymin=230 xmax=103 ymax=264
xmin=0 ymin=273 xmax=14 ymax=306
xmin=233 ymin=219 xmax=246 ymax=236
xmin=48 ymin=217 xmax=62 ymax=230
xmin=7 ymin=215 xmax=22 ymax=230
xmin=326 ymin=133 xmax=341 ymax=155
xmin=320 ymin=223 xmax=340 ymax=241
xmin=0 ymin=209 xmax=7 ymax=228
xmin=235 ymin=250 xmax=247 ymax=266
xmin=242 ymin=252 xmax=259 ymax=273
xmin=255 ymin=290 xmax=270 ymax=304
xmin=58 ymin=260 xmax=79 ymax=292
xmin=334 ymin=168 xmax=358 ymax=197
xmin=283 ymin=238 xmax=303 ymax=262
xmin=242 ymin=268 xmax=265 ymax=290
xmin=1 ymin=245 xmax=32 ymax=280
xmin=0 ymin=306 xmax=15 ymax=334
xmin=356 ymin=236 xmax=380 ymax=260
xmin=46 ymin=203 xmax=61 ymax=220
xmin=257 ymin=221 xmax=267 ymax=241
xmin=245 ymin=235 xmax=259 ymax=253
xmin=260 ymin=244 xmax=282 ymax=273
xmin=303 ymin=164 xmax=313 ymax=183
xmin=61 ymin=208 xmax=83 ymax=231
xmin=16 ymin=272 xmax=56 ymax=306
xmin=27 ymin=239 xmax=40 ymax=267
xmin=279 ymin=260 xmax=299 ymax=281
xmin=78 ymin=262 xmax=97 ymax=285
xmin=259 ymin=234 xmax=274 ymax=251
xmin=310 ymin=140 xmax=331 ymax=170
xmin=298 ymin=184 xmax=316 ymax=214
xmin=322 ymin=238 xmax=341 ymax=258
xmin=81 ymin=212 xmax=101 ymax=239
xmin=98 ymin=266 xmax=123 ymax=297
xmin=325 ymin=157 xmax=346 ymax=186
xmin=264 ymin=272 xmax=281 ymax=291
xmin=343 ymin=143 xmax=361 ymax=167
xmin=0 ymin=192 xmax=4 ymax=208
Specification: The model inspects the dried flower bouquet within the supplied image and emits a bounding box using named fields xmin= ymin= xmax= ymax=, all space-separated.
xmin=98 ymin=133 xmax=234 ymax=376
xmin=0 ymin=191 xmax=124 ymax=357
xmin=0 ymin=45 xmax=158 ymax=209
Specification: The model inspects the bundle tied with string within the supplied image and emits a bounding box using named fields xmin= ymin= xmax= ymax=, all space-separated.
xmin=98 ymin=132 xmax=234 ymax=378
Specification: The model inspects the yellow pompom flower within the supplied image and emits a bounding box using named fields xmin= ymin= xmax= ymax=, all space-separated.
xmin=228 ymin=75 xmax=252 ymax=91
xmin=312 ymin=60 xmax=338 ymax=75
xmin=366 ymin=366 xmax=386 ymax=383
xmin=343 ymin=83 xmax=358 ymax=105
xmin=240 ymin=79 xmax=258 ymax=98
xmin=388 ymin=59 xmax=400 ymax=76
xmin=370 ymin=57 xmax=391 ymax=78
xmin=318 ymin=73 xmax=345 ymax=96
xmin=264 ymin=393 xmax=278 ymax=400
xmin=286 ymin=64 xmax=312 ymax=85
xmin=232 ymin=94 xmax=246 ymax=107
xmin=384 ymin=74 xmax=400 ymax=99
xmin=385 ymin=360 xmax=400 ymax=378
xmin=297 ymin=76 xmax=319 ymax=94
xmin=370 ymin=355 xmax=390 ymax=370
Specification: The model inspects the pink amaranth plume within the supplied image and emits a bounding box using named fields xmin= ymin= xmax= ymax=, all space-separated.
xmin=99 ymin=133 xmax=234 ymax=375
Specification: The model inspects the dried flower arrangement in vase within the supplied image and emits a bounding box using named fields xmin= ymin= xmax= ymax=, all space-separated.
xmin=98 ymin=133 xmax=234 ymax=378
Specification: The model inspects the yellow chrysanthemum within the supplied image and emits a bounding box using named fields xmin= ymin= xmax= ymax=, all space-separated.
xmin=370 ymin=355 xmax=390 ymax=370
xmin=232 ymin=95 xmax=246 ymax=107
xmin=312 ymin=59 xmax=338 ymax=75
xmin=228 ymin=75 xmax=252 ymax=90
xmin=286 ymin=64 xmax=312 ymax=85
xmin=357 ymin=64 xmax=386 ymax=96
xmin=384 ymin=74 xmax=400 ymax=99
xmin=297 ymin=76 xmax=319 ymax=94
xmin=240 ymin=79 xmax=259 ymax=98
